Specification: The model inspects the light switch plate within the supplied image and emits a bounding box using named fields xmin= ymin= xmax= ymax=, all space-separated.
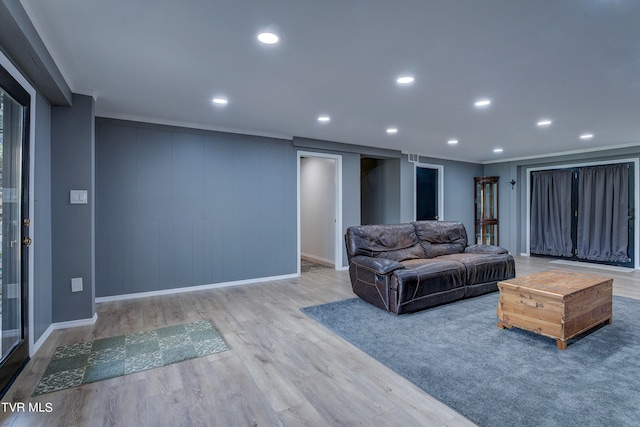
xmin=70 ymin=190 xmax=88 ymax=204
xmin=71 ymin=277 xmax=83 ymax=292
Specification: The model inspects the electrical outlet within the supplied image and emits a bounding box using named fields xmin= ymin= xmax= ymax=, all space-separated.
xmin=71 ymin=278 xmax=83 ymax=292
xmin=6 ymin=283 xmax=18 ymax=299
xmin=70 ymin=190 xmax=88 ymax=204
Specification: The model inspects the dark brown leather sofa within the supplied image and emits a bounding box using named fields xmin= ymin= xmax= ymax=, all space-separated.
xmin=345 ymin=221 xmax=515 ymax=314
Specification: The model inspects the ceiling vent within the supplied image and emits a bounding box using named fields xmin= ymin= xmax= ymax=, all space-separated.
xmin=408 ymin=153 xmax=420 ymax=163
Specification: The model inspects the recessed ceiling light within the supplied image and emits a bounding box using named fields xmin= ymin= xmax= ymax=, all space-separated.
xmin=396 ymin=76 xmax=415 ymax=85
xmin=493 ymin=148 xmax=504 ymax=153
xmin=386 ymin=127 xmax=398 ymax=134
xmin=212 ymin=97 xmax=228 ymax=105
xmin=537 ymin=120 xmax=552 ymax=127
xmin=257 ymin=32 xmax=279 ymax=45
xmin=580 ymin=133 xmax=594 ymax=140
xmin=318 ymin=115 xmax=330 ymax=122
xmin=475 ymin=99 xmax=492 ymax=107
xmin=448 ymin=139 xmax=459 ymax=145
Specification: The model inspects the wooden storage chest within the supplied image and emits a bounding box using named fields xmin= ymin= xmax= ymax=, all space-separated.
xmin=496 ymin=270 xmax=613 ymax=350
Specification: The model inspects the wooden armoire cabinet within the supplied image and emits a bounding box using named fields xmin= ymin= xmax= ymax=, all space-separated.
xmin=474 ymin=176 xmax=499 ymax=245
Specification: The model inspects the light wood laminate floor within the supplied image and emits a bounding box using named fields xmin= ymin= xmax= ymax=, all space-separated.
xmin=1 ymin=256 xmax=638 ymax=427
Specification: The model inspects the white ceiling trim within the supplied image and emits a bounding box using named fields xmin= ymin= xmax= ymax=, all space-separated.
xmin=482 ymin=142 xmax=640 ymax=165
xmin=97 ymin=112 xmax=294 ymax=141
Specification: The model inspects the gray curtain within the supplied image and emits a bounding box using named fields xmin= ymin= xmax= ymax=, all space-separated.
xmin=530 ymin=169 xmax=574 ymax=257
xmin=577 ymin=164 xmax=630 ymax=263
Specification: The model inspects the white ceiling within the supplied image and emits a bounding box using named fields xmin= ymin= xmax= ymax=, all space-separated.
xmin=20 ymin=0 xmax=640 ymax=163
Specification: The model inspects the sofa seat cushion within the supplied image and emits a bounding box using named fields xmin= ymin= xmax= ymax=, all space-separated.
xmin=394 ymin=259 xmax=465 ymax=298
xmin=435 ymin=253 xmax=515 ymax=285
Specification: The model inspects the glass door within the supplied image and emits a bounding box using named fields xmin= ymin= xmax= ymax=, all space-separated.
xmin=0 ymin=65 xmax=30 ymax=396
xmin=529 ymin=165 xmax=634 ymax=268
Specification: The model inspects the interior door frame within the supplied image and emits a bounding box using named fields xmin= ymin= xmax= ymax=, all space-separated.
xmin=0 ymin=51 xmax=35 ymax=393
xmin=525 ymin=158 xmax=640 ymax=269
xmin=414 ymin=162 xmax=444 ymax=221
xmin=297 ymin=151 xmax=343 ymax=272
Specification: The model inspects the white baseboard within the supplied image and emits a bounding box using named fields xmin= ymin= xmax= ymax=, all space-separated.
xmin=520 ymin=252 xmax=530 ymax=257
xmin=95 ymin=273 xmax=299 ymax=303
xmin=30 ymin=272 xmax=309 ymax=356
xmin=31 ymin=313 xmax=98 ymax=357
xmin=52 ymin=313 xmax=99 ymax=330
xmin=32 ymin=325 xmax=54 ymax=357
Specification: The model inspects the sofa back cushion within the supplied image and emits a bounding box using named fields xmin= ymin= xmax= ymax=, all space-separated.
xmin=413 ymin=221 xmax=468 ymax=258
xmin=345 ymin=223 xmax=425 ymax=262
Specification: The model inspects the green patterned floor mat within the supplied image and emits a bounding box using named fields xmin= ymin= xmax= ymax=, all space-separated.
xmin=33 ymin=320 xmax=229 ymax=396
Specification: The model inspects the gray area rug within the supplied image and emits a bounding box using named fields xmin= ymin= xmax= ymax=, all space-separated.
xmin=301 ymin=293 xmax=640 ymax=427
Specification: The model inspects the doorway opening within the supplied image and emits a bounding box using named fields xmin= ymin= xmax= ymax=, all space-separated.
xmin=360 ymin=157 xmax=401 ymax=225
xmin=297 ymin=152 xmax=343 ymax=273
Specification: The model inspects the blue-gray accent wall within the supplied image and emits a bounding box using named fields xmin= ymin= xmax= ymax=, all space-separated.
xmin=95 ymin=119 xmax=297 ymax=297
xmin=51 ymin=94 xmax=95 ymax=322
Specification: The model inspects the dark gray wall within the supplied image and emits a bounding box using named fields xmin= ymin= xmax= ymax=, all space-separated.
xmin=95 ymin=119 xmax=297 ymax=297
xmin=482 ymin=162 xmax=518 ymax=253
xmin=341 ymin=152 xmax=362 ymax=267
xmin=51 ymin=94 xmax=95 ymax=322
xmin=361 ymin=158 xmax=401 ymax=225
xmin=33 ymin=92 xmax=52 ymax=339
xmin=400 ymin=155 xmax=415 ymax=223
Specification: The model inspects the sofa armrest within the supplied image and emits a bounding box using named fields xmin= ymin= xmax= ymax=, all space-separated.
xmin=350 ymin=256 xmax=406 ymax=275
xmin=465 ymin=244 xmax=508 ymax=255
